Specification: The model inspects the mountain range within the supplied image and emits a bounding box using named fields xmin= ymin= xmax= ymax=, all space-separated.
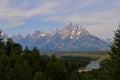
xmin=10 ymin=23 xmax=110 ymax=51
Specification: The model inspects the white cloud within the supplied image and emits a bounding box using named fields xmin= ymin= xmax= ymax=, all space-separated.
xmin=0 ymin=0 xmax=60 ymax=29
xmin=0 ymin=0 xmax=120 ymax=37
xmin=43 ymin=0 xmax=120 ymax=37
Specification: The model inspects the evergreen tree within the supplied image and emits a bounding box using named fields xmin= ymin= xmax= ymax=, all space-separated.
xmin=6 ymin=38 xmax=14 ymax=56
xmin=33 ymin=72 xmax=45 ymax=80
xmin=31 ymin=47 xmax=43 ymax=73
xmin=0 ymin=29 xmax=5 ymax=54
xmin=99 ymin=25 xmax=120 ymax=80
xmin=109 ymin=25 xmax=120 ymax=58
xmin=45 ymin=55 xmax=68 ymax=80
xmin=0 ymin=29 xmax=3 ymax=41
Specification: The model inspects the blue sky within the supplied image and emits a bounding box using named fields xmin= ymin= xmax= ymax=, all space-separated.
xmin=0 ymin=0 xmax=120 ymax=38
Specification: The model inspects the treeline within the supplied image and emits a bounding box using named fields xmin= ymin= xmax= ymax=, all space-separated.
xmin=0 ymin=37 xmax=79 ymax=80
xmin=61 ymin=56 xmax=92 ymax=68
xmin=0 ymin=25 xmax=120 ymax=80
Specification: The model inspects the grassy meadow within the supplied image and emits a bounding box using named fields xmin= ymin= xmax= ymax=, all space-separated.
xmin=41 ymin=50 xmax=109 ymax=62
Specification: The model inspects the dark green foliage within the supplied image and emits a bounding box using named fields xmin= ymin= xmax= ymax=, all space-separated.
xmin=33 ymin=71 xmax=45 ymax=80
xmin=97 ymin=25 xmax=120 ymax=80
xmin=69 ymin=72 xmax=81 ymax=80
xmin=109 ymin=25 xmax=120 ymax=58
xmin=45 ymin=56 xmax=68 ymax=80
xmin=1 ymin=25 xmax=120 ymax=80
xmin=61 ymin=56 xmax=92 ymax=68
xmin=0 ymin=29 xmax=2 ymax=41
xmin=0 ymin=35 xmax=81 ymax=80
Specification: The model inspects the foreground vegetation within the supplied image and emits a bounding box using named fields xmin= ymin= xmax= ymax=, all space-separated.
xmin=0 ymin=30 xmax=92 ymax=80
xmin=0 ymin=38 xmax=78 ymax=80
xmin=0 ymin=25 xmax=120 ymax=80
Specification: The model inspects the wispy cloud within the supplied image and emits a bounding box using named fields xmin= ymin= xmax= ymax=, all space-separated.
xmin=43 ymin=0 xmax=120 ymax=37
xmin=0 ymin=0 xmax=60 ymax=29
xmin=0 ymin=0 xmax=120 ymax=37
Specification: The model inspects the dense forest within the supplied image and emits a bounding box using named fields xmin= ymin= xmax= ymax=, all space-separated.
xmin=0 ymin=25 xmax=120 ymax=80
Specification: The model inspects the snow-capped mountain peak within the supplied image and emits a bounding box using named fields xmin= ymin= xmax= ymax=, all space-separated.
xmin=101 ymin=36 xmax=113 ymax=44
xmin=31 ymin=30 xmax=46 ymax=39
xmin=60 ymin=23 xmax=89 ymax=39
xmin=11 ymin=23 xmax=109 ymax=51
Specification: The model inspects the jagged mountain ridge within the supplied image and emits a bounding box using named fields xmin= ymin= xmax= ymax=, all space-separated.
xmin=102 ymin=37 xmax=113 ymax=44
xmin=12 ymin=23 xmax=109 ymax=51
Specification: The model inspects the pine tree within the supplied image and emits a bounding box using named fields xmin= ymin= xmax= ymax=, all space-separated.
xmin=0 ymin=29 xmax=2 ymax=41
xmin=109 ymin=25 xmax=120 ymax=58
xmin=99 ymin=25 xmax=120 ymax=80
xmin=109 ymin=25 xmax=120 ymax=80
xmin=0 ymin=29 xmax=5 ymax=53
